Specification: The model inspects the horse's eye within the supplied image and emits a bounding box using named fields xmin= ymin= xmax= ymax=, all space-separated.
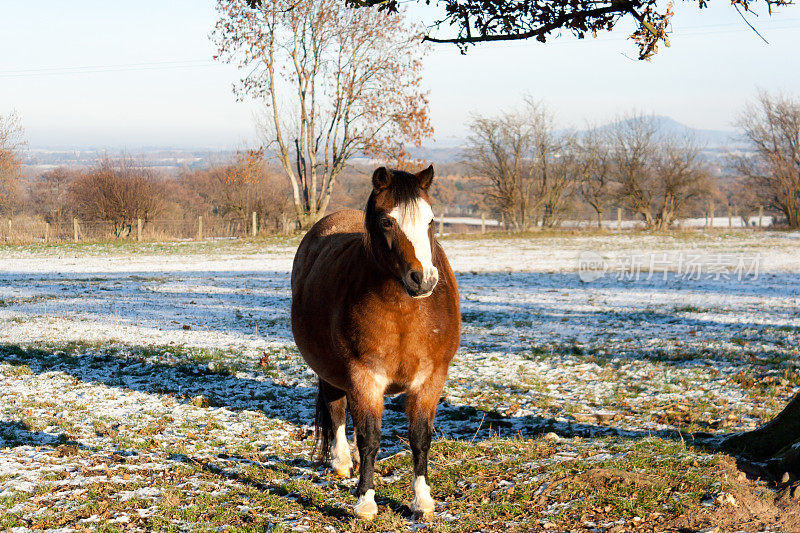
xmin=380 ymin=218 xmax=392 ymax=230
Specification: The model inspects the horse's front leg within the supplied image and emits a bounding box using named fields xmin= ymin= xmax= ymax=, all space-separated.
xmin=406 ymin=374 xmax=445 ymax=517
xmin=349 ymin=371 xmax=385 ymax=520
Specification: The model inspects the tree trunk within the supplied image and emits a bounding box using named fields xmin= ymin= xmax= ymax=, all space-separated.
xmin=702 ymin=393 xmax=800 ymax=479
xmin=720 ymin=392 xmax=800 ymax=460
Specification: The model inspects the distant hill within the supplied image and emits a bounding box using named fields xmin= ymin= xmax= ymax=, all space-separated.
xmin=594 ymin=115 xmax=744 ymax=148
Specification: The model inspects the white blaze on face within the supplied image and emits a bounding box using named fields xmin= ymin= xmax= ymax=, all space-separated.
xmin=388 ymin=197 xmax=438 ymax=285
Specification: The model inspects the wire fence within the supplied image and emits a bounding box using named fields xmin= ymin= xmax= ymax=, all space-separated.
xmin=0 ymin=214 xmax=274 ymax=244
xmin=0 ymin=208 xmax=779 ymax=245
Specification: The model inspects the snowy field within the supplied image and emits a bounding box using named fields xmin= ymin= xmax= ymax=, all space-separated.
xmin=1 ymin=231 xmax=799 ymax=532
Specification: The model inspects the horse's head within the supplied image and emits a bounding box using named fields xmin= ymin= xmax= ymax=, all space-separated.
xmin=365 ymin=165 xmax=439 ymax=298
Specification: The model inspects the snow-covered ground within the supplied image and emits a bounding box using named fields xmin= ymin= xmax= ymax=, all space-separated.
xmin=0 ymin=231 xmax=798 ymax=530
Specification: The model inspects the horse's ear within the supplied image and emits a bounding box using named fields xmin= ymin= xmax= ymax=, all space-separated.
xmin=372 ymin=167 xmax=392 ymax=191
xmin=416 ymin=165 xmax=434 ymax=190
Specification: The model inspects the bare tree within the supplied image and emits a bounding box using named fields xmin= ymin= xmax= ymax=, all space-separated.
xmin=213 ymin=0 xmax=432 ymax=229
xmin=181 ymin=151 xmax=293 ymax=232
xmin=575 ymin=127 xmax=615 ymax=228
xmin=529 ymin=103 xmax=576 ymax=228
xmin=29 ymin=168 xmax=78 ymax=225
xmin=466 ymin=101 xmax=574 ymax=231
xmin=651 ymin=136 xmax=713 ymax=228
xmin=0 ymin=110 xmax=25 ymax=216
xmin=465 ymin=112 xmax=536 ymax=231
xmin=736 ymin=91 xmax=800 ymax=228
xmin=611 ymin=114 xmax=710 ymax=229
xmin=70 ymin=158 xmax=165 ymax=237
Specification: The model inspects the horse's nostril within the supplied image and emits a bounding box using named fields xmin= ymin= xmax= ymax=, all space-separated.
xmin=409 ymin=270 xmax=423 ymax=286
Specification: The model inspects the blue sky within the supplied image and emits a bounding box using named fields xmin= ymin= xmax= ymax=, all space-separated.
xmin=0 ymin=0 xmax=798 ymax=149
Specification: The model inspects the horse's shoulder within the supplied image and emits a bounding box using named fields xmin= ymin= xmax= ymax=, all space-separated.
xmin=293 ymin=210 xmax=366 ymax=289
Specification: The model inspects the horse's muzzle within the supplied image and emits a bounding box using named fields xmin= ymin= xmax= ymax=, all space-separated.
xmin=403 ymin=268 xmax=438 ymax=298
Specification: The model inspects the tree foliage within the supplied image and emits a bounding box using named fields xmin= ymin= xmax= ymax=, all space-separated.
xmin=333 ymin=0 xmax=791 ymax=60
xmin=216 ymin=0 xmax=432 ymax=229
xmin=467 ymin=107 xmax=712 ymax=231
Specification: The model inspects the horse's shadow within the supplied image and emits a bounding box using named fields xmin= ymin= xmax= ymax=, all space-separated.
xmin=167 ymin=452 xmax=415 ymax=521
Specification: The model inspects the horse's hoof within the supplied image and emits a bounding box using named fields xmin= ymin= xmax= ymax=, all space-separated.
xmin=354 ymin=489 xmax=378 ymax=520
xmin=411 ymin=477 xmax=435 ymax=518
xmin=334 ymin=466 xmax=351 ymax=478
xmin=410 ymin=497 xmax=435 ymax=518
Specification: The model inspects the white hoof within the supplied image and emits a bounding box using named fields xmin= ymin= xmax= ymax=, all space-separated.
xmin=411 ymin=476 xmax=435 ymax=516
xmin=331 ymin=425 xmax=353 ymax=478
xmin=331 ymin=456 xmax=353 ymax=478
xmin=354 ymin=489 xmax=378 ymax=520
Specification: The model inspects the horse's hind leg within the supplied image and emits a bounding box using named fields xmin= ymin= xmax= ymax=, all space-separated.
xmin=321 ymin=381 xmax=353 ymax=477
xmin=406 ymin=374 xmax=445 ymax=517
xmin=349 ymin=374 xmax=385 ymax=520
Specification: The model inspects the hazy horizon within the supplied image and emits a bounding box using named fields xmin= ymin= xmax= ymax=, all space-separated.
xmin=2 ymin=1 xmax=799 ymax=150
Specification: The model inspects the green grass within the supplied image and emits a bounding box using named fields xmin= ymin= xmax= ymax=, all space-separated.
xmin=0 ymin=430 xmax=736 ymax=532
xmin=146 ymin=436 xmax=728 ymax=532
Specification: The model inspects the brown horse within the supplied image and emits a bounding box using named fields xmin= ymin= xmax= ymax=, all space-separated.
xmin=291 ymin=165 xmax=461 ymax=519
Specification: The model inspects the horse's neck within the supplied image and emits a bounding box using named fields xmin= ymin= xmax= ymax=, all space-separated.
xmin=348 ymin=240 xmax=408 ymax=301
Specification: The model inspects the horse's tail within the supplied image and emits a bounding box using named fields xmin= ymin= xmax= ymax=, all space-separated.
xmin=313 ymin=379 xmax=333 ymax=463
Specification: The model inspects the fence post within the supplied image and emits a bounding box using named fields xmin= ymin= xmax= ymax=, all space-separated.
xmin=481 ymin=214 xmax=486 ymax=234
xmin=73 ymin=218 xmax=79 ymax=243
xmin=617 ymin=208 xmax=622 ymax=232
xmin=45 ymin=222 xmax=50 ymax=243
xmin=252 ymin=211 xmax=258 ymax=237
xmin=728 ymin=206 xmax=733 ymax=228
xmin=758 ymin=206 xmax=764 ymax=228
xmin=707 ymin=200 xmax=715 ymax=228
xmin=7 ymin=219 xmax=11 ymax=242
xmin=197 ymin=216 xmax=204 ymax=240
xmin=439 ymin=215 xmax=444 ymax=236
xmin=137 ymin=218 xmax=143 ymax=242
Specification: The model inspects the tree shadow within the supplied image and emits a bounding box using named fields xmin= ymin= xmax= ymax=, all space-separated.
xmin=0 ymin=269 xmax=294 ymax=344
xmin=457 ymin=270 xmax=800 ymax=299
xmin=458 ymin=270 xmax=800 ymax=363
xmin=434 ymin=399 xmax=705 ymax=445
xmin=0 ymin=343 xmax=316 ymax=427
xmin=0 ymin=341 xmax=743 ymax=452
xmin=0 ymin=420 xmax=78 ymax=448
